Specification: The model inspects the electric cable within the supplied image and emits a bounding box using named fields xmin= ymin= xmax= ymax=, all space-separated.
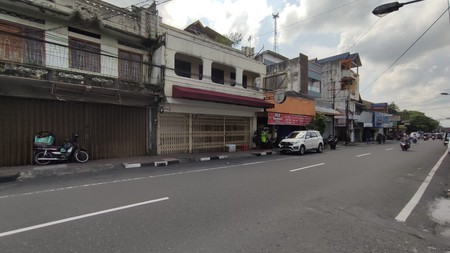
xmin=248 ymin=0 xmax=362 ymax=47
xmin=361 ymin=5 xmax=450 ymax=93
xmin=341 ymin=18 xmax=382 ymax=53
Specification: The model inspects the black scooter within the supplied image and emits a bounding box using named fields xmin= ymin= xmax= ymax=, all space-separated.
xmin=33 ymin=131 xmax=89 ymax=165
xmin=328 ymin=136 xmax=338 ymax=150
xmin=400 ymin=140 xmax=411 ymax=151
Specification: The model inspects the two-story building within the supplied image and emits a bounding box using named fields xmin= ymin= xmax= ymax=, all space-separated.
xmin=0 ymin=0 xmax=163 ymax=166
xmin=151 ymin=21 xmax=273 ymax=154
xmin=254 ymin=51 xmax=320 ymax=142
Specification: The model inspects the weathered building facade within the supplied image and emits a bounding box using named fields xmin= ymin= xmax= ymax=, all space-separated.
xmin=255 ymin=51 xmax=319 ymax=141
xmin=152 ymin=21 xmax=272 ymax=154
xmin=0 ymin=0 xmax=163 ymax=166
xmin=316 ymin=52 xmax=362 ymax=142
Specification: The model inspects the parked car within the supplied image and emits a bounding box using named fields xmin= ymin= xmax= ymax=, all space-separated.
xmin=279 ymin=130 xmax=324 ymax=155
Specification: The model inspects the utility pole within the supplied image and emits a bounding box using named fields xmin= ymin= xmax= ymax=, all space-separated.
xmin=331 ymin=79 xmax=336 ymax=137
xmin=345 ymin=91 xmax=349 ymax=145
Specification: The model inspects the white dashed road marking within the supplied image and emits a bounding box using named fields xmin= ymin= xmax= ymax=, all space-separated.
xmin=0 ymin=197 xmax=169 ymax=238
xmin=290 ymin=163 xmax=325 ymax=172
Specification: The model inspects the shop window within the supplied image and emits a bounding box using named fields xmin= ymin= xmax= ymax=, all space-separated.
xmin=212 ymin=67 xmax=224 ymax=84
xmin=243 ymin=70 xmax=261 ymax=90
xmin=212 ymin=62 xmax=235 ymax=86
xmin=0 ymin=21 xmax=44 ymax=66
xmin=308 ymin=79 xmax=321 ymax=93
xmin=175 ymin=59 xmax=191 ymax=78
xmin=174 ymin=53 xmax=202 ymax=80
xmin=119 ymin=50 xmax=142 ymax=82
xmin=69 ymin=37 xmax=100 ymax=72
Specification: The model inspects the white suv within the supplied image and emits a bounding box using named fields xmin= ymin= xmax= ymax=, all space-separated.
xmin=279 ymin=130 xmax=324 ymax=155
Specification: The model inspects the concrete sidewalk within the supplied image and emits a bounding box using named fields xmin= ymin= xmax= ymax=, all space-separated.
xmin=0 ymin=149 xmax=276 ymax=182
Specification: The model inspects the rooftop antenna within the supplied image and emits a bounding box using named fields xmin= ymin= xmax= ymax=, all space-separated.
xmin=272 ymin=12 xmax=279 ymax=52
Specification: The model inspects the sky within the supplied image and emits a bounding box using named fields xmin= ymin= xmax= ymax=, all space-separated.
xmin=107 ymin=0 xmax=450 ymax=127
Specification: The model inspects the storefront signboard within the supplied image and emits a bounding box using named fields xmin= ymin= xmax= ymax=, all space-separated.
xmin=268 ymin=112 xmax=312 ymax=126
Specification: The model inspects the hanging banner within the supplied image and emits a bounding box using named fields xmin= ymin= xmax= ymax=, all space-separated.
xmin=374 ymin=112 xmax=393 ymax=128
xmin=268 ymin=112 xmax=312 ymax=126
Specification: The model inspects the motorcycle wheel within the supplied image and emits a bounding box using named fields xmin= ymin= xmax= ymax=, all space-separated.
xmin=34 ymin=151 xmax=51 ymax=165
xmin=75 ymin=150 xmax=89 ymax=163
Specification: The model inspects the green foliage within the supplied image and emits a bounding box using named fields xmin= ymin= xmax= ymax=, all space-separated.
xmin=401 ymin=110 xmax=439 ymax=132
xmin=388 ymin=102 xmax=400 ymax=115
xmin=214 ymin=35 xmax=233 ymax=46
xmin=306 ymin=113 xmax=327 ymax=134
xmin=214 ymin=32 xmax=243 ymax=47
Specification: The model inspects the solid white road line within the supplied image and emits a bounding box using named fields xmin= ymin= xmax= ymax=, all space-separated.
xmin=385 ymin=148 xmax=394 ymax=151
xmin=356 ymin=153 xmax=371 ymax=158
xmin=395 ymin=150 xmax=448 ymax=222
xmin=290 ymin=163 xmax=325 ymax=172
xmin=0 ymin=197 xmax=169 ymax=238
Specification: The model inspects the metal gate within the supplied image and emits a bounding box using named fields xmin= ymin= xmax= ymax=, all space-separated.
xmin=158 ymin=113 xmax=189 ymax=155
xmin=0 ymin=96 xmax=148 ymax=166
xmin=158 ymin=113 xmax=250 ymax=154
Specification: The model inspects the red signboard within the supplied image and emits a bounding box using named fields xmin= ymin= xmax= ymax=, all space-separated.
xmin=268 ymin=112 xmax=312 ymax=126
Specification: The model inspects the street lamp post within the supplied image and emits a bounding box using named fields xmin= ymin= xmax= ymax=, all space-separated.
xmin=436 ymin=93 xmax=449 ymax=131
xmin=372 ymin=0 xmax=424 ymax=16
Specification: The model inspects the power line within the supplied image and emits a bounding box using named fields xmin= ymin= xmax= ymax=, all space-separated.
xmin=249 ymin=0 xmax=361 ymax=47
xmin=361 ymin=5 xmax=450 ymax=93
xmin=342 ymin=18 xmax=382 ymax=52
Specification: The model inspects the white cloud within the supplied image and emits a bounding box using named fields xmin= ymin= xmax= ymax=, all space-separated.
xmin=104 ymin=0 xmax=450 ymax=126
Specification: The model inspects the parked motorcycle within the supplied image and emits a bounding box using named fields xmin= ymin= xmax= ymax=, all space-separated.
xmin=328 ymin=136 xmax=338 ymax=150
xmin=400 ymin=140 xmax=411 ymax=151
xmin=258 ymin=138 xmax=278 ymax=149
xmin=33 ymin=131 xmax=89 ymax=165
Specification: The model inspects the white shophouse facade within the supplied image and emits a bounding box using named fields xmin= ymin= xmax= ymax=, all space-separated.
xmin=152 ymin=23 xmax=272 ymax=154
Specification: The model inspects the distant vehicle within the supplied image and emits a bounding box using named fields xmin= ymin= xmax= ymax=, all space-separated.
xmin=279 ymin=130 xmax=324 ymax=155
xmin=410 ymin=132 xmax=420 ymax=140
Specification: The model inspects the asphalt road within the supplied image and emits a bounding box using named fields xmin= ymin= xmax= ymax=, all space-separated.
xmin=0 ymin=141 xmax=449 ymax=252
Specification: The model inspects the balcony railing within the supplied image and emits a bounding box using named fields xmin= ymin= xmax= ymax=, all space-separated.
xmin=0 ymin=31 xmax=163 ymax=93
xmin=342 ymin=69 xmax=358 ymax=79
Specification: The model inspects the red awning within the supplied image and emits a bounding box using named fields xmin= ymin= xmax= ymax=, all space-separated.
xmin=172 ymin=85 xmax=274 ymax=108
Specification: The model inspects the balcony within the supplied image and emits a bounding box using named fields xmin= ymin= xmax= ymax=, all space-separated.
xmin=342 ymin=69 xmax=358 ymax=79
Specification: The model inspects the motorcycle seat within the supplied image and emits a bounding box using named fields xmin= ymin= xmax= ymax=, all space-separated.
xmin=34 ymin=146 xmax=60 ymax=151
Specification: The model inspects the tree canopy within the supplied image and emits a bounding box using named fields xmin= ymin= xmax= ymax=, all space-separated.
xmin=388 ymin=102 xmax=439 ymax=132
xmin=401 ymin=110 xmax=439 ymax=132
xmin=307 ymin=112 xmax=327 ymax=135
